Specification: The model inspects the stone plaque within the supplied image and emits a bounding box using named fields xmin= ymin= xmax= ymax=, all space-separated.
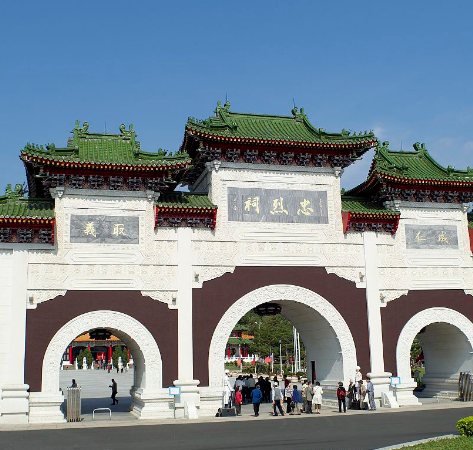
xmin=405 ymin=224 xmax=458 ymax=249
xmin=70 ymin=215 xmax=139 ymax=244
xmin=227 ymin=188 xmax=328 ymax=224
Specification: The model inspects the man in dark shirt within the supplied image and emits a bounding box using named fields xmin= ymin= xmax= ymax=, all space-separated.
xmin=110 ymin=379 xmax=118 ymax=405
xmin=251 ymin=384 xmax=263 ymax=417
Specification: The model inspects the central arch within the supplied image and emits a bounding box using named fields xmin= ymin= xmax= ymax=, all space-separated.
xmin=208 ymin=284 xmax=357 ymax=387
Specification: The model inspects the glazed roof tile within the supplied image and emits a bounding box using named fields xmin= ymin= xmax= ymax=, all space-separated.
xmin=0 ymin=185 xmax=54 ymax=219
xmin=21 ymin=121 xmax=191 ymax=168
xmin=186 ymin=102 xmax=376 ymax=146
xmin=156 ymin=192 xmax=217 ymax=209
xmin=341 ymin=195 xmax=400 ymax=217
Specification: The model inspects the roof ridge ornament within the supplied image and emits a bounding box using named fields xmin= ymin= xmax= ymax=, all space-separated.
xmin=5 ymin=183 xmax=26 ymax=199
xmin=291 ymin=106 xmax=306 ymax=122
xmin=413 ymin=142 xmax=427 ymax=155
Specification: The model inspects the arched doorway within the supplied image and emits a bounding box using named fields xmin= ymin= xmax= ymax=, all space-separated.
xmin=208 ymin=284 xmax=357 ymax=389
xmin=396 ymin=307 xmax=473 ymax=404
xmin=29 ymin=310 xmax=168 ymax=423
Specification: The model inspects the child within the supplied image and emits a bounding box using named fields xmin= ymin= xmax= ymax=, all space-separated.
xmin=337 ymin=381 xmax=347 ymax=413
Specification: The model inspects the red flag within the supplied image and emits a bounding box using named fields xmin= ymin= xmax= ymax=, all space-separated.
xmin=237 ymin=357 xmax=242 ymax=366
xmin=252 ymin=356 xmax=256 ymax=366
xmin=264 ymin=356 xmax=273 ymax=364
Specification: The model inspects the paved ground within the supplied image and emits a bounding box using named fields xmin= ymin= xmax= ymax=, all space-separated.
xmin=0 ymin=405 xmax=469 ymax=450
xmin=60 ymin=369 xmax=135 ymax=420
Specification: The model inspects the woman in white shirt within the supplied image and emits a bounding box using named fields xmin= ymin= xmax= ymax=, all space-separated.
xmin=312 ymin=381 xmax=323 ymax=414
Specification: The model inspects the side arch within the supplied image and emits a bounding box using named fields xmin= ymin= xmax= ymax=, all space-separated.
xmin=396 ymin=307 xmax=473 ymax=381
xmin=41 ymin=310 xmax=163 ymax=394
xmin=208 ymin=284 xmax=357 ymax=387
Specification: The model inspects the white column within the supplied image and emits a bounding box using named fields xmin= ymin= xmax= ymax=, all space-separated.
xmin=363 ymin=232 xmax=397 ymax=407
xmin=0 ymin=249 xmax=29 ymax=423
xmin=173 ymin=228 xmax=200 ymax=418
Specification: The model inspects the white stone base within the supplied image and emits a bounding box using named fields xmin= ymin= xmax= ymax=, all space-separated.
xmin=0 ymin=384 xmax=30 ymax=424
xmin=28 ymin=392 xmax=66 ymax=423
xmin=421 ymin=376 xmax=459 ymax=397
xmin=367 ymin=371 xmax=393 ymax=407
xmin=394 ymin=379 xmax=421 ymax=406
xmin=129 ymin=388 xmax=174 ymax=420
xmin=173 ymin=380 xmax=200 ymax=419
xmin=199 ymin=387 xmax=224 ymax=417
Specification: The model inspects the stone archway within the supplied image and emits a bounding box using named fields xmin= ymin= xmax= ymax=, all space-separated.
xmin=395 ymin=307 xmax=473 ymax=405
xmin=29 ymin=310 xmax=169 ymax=423
xmin=208 ymin=284 xmax=357 ymax=387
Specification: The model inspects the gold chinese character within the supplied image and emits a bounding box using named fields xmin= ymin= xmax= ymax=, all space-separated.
xmin=438 ymin=231 xmax=449 ymax=243
xmin=270 ymin=197 xmax=289 ymax=215
xmin=415 ymin=231 xmax=426 ymax=243
xmin=112 ymin=224 xmax=126 ymax=236
xmin=244 ymin=196 xmax=260 ymax=214
xmin=297 ymin=199 xmax=314 ymax=216
xmin=83 ymin=222 xmax=96 ymax=237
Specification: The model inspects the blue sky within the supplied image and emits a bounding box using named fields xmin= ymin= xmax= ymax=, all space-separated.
xmin=1 ymin=1 xmax=472 ymax=190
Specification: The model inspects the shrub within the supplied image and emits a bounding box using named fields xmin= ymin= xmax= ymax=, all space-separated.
xmin=456 ymin=416 xmax=473 ymax=436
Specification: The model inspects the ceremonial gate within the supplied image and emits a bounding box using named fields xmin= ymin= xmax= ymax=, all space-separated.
xmin=1 ymin=103 xmax=473 ymax=423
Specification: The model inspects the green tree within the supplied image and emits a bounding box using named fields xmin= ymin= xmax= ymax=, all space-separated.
xmin=77 ymin=348 xmax=93 ymax=369
xmin=410 ymin=337 xmax=423 ymax=362
xmin=112 ymin=345 xmax=129 ymax=368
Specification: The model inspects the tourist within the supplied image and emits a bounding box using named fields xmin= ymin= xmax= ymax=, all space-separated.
xmin=271 ymin=382 xmax=284 ymax=416
xmin=263 ymin=377 xmax=271 ymax=402
xmin=283 ymin=374 xmax=290 ymax=388
xmin=251 ymin=384 xmax=263 ymax=417
xmin=312 ymin=381 xmax=323 ymax=414
xmin=247 ymin=374 xmax=256 ymax=401
xmin=284 ymin=382 xmax=293 ymax=414
xmin=223 ymin=369 xmax=233 ymax=407
xmin=305 ymin=382 xmax=313 ymax=413
xmin=366 ymin=377 xmax=376 ymax=411
xmin=242 ymin=376 xmax=248 ymax=404
xmin=301 ymin=380 xmax=307 ymax=413
xmin=337 ymin=382 xmax=347 ymax=413
xmin=291 ymin=385 xmax=302 ymax=415
xmin=109 ymin=379 xmax=118 ymax=405
xmin=70 ymin=379 xmax=77 ymax=388
xmin=347 ymin=379 xmax=355 ymax=409
xmin=359 ymin=380 xmax=367 ymax=410
xmin=234 ymin=386 xmax=242 ymax=416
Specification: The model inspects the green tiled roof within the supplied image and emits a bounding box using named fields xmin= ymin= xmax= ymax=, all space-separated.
xmin=21 ymin=121 xmax=191 ymax=168
xmin=227 ymin=337 xmax=253 ymax=345
xmin=0 ymin=185 xmax=54 ymax=219
xmin=186 ymin=102 xmax=376 ymax=146
xmin=156 ymin=192 xmax=217 ymax=209
xmin=370 ymin=142 xmax=473 ymax=182
xmin=341 ymin=195 xmax=400 ymax=216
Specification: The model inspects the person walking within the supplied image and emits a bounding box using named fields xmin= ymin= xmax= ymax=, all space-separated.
xmin=337 ymin=382 xmax=347 ymax=413
xmin=234 ymin=385 xmax=243 ymax=416
xmin=312 ymin=381 xmax=323 ymax=414
xmin=251 ymin=384 xmax=263 ymax=417
xmin=305 ymin=382 xmax=313 ymax=414
xmin=291 ymin=385 xmax=302 ymax=415
xmin=271 ymin=381 xmax=285 ymax=416
xmin=109 ymin=379 xmax=118 ymax=405
xmin=284 ymin=382 xmax=294 ymax=414
xmin=366 ymin=377 xmax=376 ymax=411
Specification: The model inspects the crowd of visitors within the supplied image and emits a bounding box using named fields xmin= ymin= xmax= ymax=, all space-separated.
xmin=223 ymin=366 xmax=377 ymax=418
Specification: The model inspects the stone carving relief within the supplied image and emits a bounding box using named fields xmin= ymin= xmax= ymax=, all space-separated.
xmin=208 ymin=284 xmax=357 ymax=387
xmin=41 ymin=310 xmax=162 ymax=394
xmin=396 ymin=307 xmax=473 ymax=381
xmin=27 ymin=290 xmax=67 ymax=308
xmin=141 ymin=290 xmax=177 ymax=309
xmin=379 ymin=290 xmax=408 ymax=305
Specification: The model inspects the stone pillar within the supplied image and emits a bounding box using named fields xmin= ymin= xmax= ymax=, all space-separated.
xmin=362 ymin=232 xmax=397 ymax=407
xmin=0 ymin=249 xmax=29 ymax=423
xmin=173 ymin=228 xmax=200 ymax=419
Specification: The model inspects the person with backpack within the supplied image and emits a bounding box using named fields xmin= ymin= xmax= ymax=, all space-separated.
xmin=337 ymin=381 xmax=347 ymax=413
xmin=271 ymin=381 xmax=285 ymax=416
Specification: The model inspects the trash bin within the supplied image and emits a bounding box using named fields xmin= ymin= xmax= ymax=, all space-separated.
xmin=67 ymin=387 xmax=81 ymax=422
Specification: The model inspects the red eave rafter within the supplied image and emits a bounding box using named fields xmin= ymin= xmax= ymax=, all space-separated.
xmin=0 ymin=217 xmax=55 ymax=227
xmin=379 ymin=172 xmax=473 ymax=188
xmin=187 ymin=127 xmax=376 ymax=150
xmin=341 ymin=210 xmax=400 ymax=235
xmin=155 ymin=206 xmax=217 ymax=230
